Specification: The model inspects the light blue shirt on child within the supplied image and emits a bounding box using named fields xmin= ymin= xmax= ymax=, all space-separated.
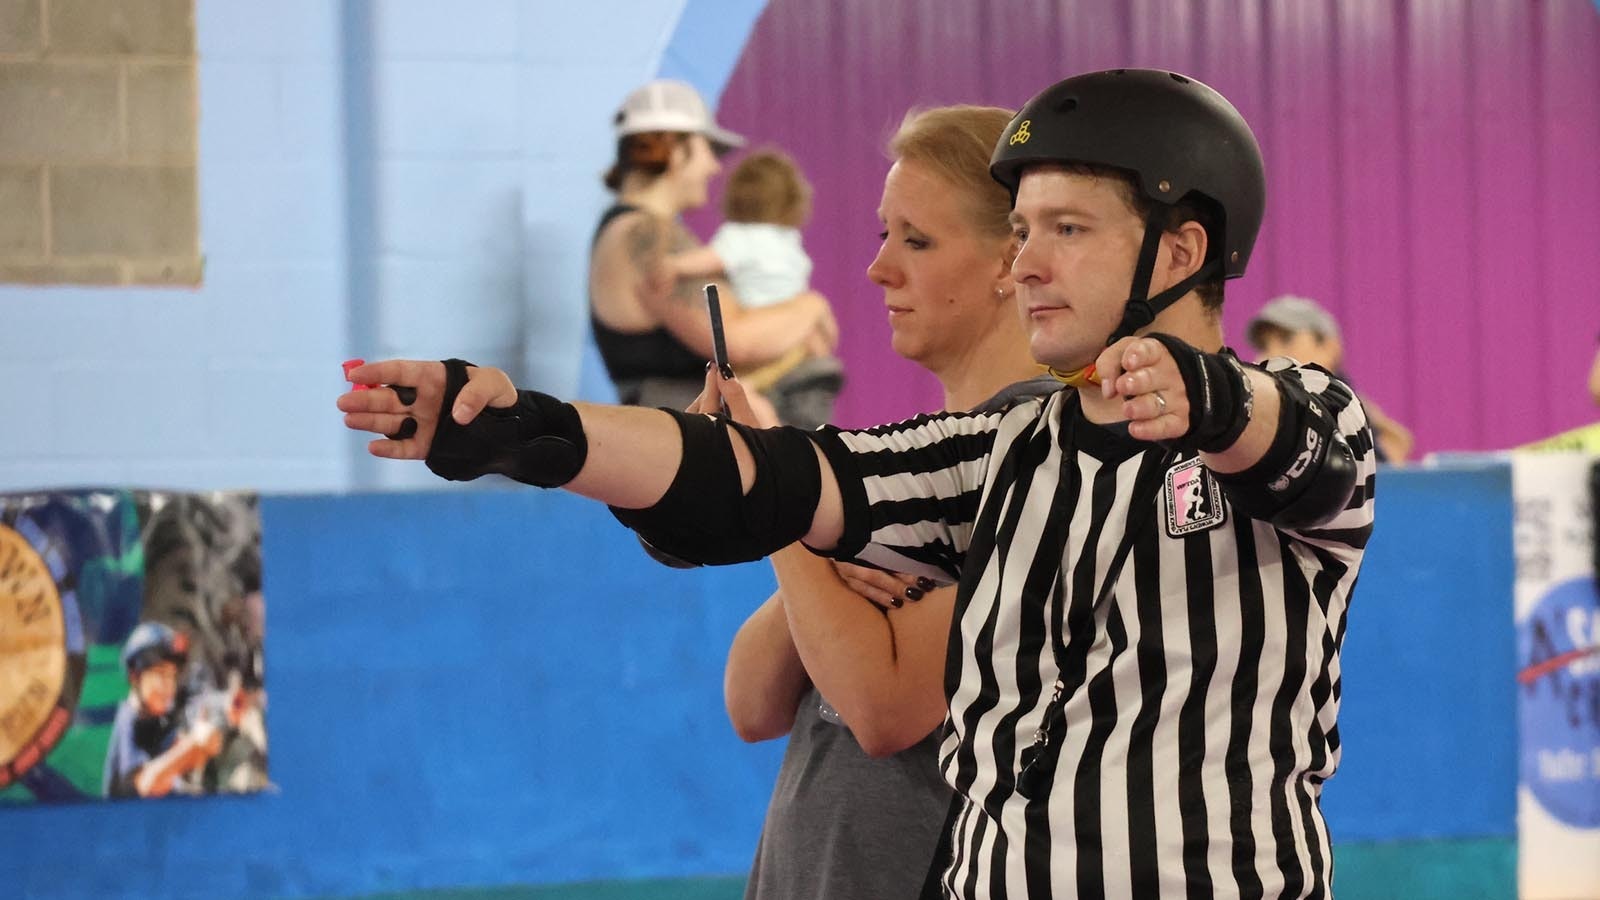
xmin=710 ymin=222 xmax=813 ymax=307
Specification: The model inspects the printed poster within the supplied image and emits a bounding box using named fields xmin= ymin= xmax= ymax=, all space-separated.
xmin=0 ymin=489 xmax=268 ymax=804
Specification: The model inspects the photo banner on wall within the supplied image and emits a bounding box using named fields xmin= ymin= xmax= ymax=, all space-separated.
xmin=1513 ymin=453 xmax=1600 ymax=898
xmin=0 ymin=489 xmax=268 ymax=805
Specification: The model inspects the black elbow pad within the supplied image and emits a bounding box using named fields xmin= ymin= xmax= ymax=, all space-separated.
xmin=1267 ymin=436 xmax=1358 ymax=530
xmin=610 ymin=409 xmax=822 ymax=566
xmin=1214 ymin=379 xmax=1360 ymax=530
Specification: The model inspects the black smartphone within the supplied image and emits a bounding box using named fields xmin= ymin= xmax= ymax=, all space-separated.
xmin=705 ymin=283 xmax=730 ymax=376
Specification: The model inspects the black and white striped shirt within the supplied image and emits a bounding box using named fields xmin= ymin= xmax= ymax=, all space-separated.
xmin=810 ymin=359 xmax=1376 ymax=899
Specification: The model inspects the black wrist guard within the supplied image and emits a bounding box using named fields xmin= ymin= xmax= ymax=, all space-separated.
xmin=1147 ymin=334 xmax=1253 ymax=453
xmin=1212 ymin=377 xmax=1358 ymax=530
xmin=610 ymin=408 xmax=823 ymax=566
xmin=424 ymin=358 xmax=588 ymax=488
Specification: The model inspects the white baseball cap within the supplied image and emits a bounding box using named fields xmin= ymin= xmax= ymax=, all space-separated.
xmin=613 ymin=79 xmax=746 ymax=153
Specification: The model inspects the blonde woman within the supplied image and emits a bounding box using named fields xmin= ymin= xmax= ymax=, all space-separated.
xmin=723 ymin=106 xmax=1052 ymax=900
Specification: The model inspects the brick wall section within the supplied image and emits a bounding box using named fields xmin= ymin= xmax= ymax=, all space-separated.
xmin=0 ymin=0 xmax=199 ymax=286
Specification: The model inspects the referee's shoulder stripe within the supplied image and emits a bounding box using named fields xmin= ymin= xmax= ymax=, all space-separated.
xmin=871 ymin=490 xmax=984 ymax=533
xmin=842 ymin=409 xmax=1002 ymax=445
xmin=850 ymin=430 xmax=996 ymax=479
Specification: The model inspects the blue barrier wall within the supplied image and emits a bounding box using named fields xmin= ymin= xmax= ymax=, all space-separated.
xmin=0 ymin=463 xmax=1519 ymax=899
xmin=1322 ymin=463 xmax=1517 ymax=842
xmin=3 ymin=489 xmax=783 ymax=899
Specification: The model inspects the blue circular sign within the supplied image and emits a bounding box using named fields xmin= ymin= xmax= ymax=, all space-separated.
xmin=1519 ymin=576 xmax=1600 ymax=828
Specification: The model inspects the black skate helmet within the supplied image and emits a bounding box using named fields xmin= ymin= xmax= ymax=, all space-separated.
xmin=991 ymin=69 xmax=1266 ymax=344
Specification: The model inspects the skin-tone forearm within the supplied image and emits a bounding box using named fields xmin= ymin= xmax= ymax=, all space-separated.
xmin=766 ymin=547 xmax=950 ymax=758
xmin=668 ymin=246 xmax=725 ymax=281
xmin=1362 ymin=398 xmax=1414 ymax=463
xmin=719 ymin=293 xmax=833 ymax=367
xmin=651 ymin=282 xmax=829 ymax=368
xmin=132 ymin=731 xmax=216 ymax=797
xmin=561 ymin=404 xmax=695 ymax=509
xmin=724 ymin=593 xmax=810 ymax=742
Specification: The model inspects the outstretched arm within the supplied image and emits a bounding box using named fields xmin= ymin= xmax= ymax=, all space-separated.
xmin=338 ymin=361 xmax=850 ymax=551
xmin=1088 ymin=335 xmax=1366 ymax=530
xmin=341 ymin=359 xmax=1000 ymax=571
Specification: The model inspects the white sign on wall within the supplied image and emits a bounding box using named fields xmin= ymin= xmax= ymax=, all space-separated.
xmin=1513 ymin=453 xmax=1600 ymax=899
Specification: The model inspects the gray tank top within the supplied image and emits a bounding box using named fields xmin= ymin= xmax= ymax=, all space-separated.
xmin=742 ymin=376 xmax=1062 ymax=900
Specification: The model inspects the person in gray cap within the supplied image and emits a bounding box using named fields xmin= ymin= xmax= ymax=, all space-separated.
xmin=1244 ymin=295 xmax=1342 ymax=369
xmin=587 ymin=80 xmax=837 ymax=411
xmin=1247 ymin=294 xmax=1414 ymax=462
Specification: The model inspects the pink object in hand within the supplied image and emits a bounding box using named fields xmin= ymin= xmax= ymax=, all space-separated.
xmin=343 ymin=358 xmax=374 ymax=390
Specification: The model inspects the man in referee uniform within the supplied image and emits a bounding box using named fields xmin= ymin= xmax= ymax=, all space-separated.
xmin=341 ymin=69 xmax=1375 ymax=899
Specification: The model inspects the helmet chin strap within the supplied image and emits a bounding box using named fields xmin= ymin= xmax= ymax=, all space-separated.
xmin=1108 ymin=207 xmax=1222 ymax=344
xmin=1045 ymin=207 xmax=1221 ymax=387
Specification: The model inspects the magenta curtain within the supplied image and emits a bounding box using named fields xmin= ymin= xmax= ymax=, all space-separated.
xmin=691 ymin=0 xmax=1600 ymax=454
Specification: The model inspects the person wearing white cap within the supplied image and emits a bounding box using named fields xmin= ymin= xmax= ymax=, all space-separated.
xmin=1247 ymin=294 xmax=1415 ymax=462
xmin=588 ymin=79 xmax=838 ymax=410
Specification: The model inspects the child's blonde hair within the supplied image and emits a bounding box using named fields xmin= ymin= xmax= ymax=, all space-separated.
xmin=722 ymin=149 xmax=812 ymax=227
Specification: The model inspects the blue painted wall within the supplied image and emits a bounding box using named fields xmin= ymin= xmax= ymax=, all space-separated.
xmin=0 ymin=1 xmax=350 ymax=494
xmin=0 ymin=463 xmax=1521 ymax=898
xmin=0 ymin=0 xmax=767 ymax=495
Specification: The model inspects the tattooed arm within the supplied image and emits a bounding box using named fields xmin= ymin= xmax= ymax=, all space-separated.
xmin=614 ymin=214 xmax=836 ymax=367
xmin=664 ymin=245 xmax=726 ymax=282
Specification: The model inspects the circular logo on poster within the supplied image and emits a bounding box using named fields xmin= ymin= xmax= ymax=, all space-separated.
xmin=1519 ymin=576 xmax=1600 ymax=828
xmin=0 ymin=520 xmax=81 ymax=790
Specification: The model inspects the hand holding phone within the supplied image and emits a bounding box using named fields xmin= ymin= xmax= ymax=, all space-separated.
xmin=705 ymin=283 xmax=732 ymax=380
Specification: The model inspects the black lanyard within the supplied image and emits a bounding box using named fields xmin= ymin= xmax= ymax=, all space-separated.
xmin=1015 ymin=429 xmax=1174 ymax=799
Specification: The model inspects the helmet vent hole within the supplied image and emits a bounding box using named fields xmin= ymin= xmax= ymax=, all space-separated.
xmin=1170 ymin=73 xmax=1191 ymax=84
xmin=1058 ymin=97 xmax=1078 ymax=113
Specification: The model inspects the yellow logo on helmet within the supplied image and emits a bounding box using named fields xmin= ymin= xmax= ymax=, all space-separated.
xmin=1009 ymin=120 xmax=1032 ymax=146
